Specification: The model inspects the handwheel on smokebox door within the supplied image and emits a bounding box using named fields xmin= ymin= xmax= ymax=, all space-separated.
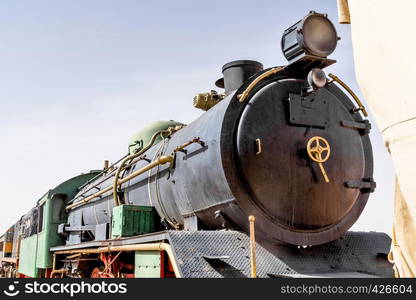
xmin=307 ymin=136 xmax=331 ymax=183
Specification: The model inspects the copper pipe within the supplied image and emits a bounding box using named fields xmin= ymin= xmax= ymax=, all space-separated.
xmin=249 ymin=216 xmax=257 ymax=278
xmin=119 ymin=155 xmax=173 ymax=183
xmin=113 ymin=129 xmax=173 ymax=206
xmin=50 ymin=270 xmax=66 ymax=278
xmin=173 ymin=138 xmax=205 ymax=154
xmin=237 ymin=67 xmax=284 ymax=103
xmin=50 ymin=253 xmax=56 ymax=278
xmin=73 ymin=153 xmax=148 ymax=203
xmin=173 ymin=138 xmax=201 ymax=153
xmin=54 ymin=242 xmax=181 ymax=278
xmin=74 ymin=153 xmax=129 ymax=201
xmin=65 ymin=155 xmax=174 ymax=211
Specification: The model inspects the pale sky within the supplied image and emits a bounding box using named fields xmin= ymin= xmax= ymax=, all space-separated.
xmin=0 ymin=0 xmax=394 ymax=235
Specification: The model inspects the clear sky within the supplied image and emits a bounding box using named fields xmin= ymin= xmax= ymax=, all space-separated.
xmin=0 ymin=0 xmax=395 ymax=234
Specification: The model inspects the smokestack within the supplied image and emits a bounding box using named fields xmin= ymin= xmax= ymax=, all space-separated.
xmin=215 ymin=60 xmax=263 ymax=95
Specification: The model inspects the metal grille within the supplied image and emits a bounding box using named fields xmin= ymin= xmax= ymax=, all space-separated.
xmin=167 ymin=231 xmax=393 ymax=278
xmin=168 ymin=230 xmax=295 ymax=278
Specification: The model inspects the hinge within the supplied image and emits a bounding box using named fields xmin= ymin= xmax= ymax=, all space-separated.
xmin=340 ymin=119 xmax=371 ymax=135
xmin=344 ymin=177 xmax=376 ymax=193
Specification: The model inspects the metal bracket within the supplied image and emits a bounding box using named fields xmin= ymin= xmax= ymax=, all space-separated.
xmin=142 ymin=157 xmax=151 ymax=163
xmin=57 ymin=223 xmax=68 ymax=237
xmin=161 ymin=218 xmax=175 ymax=230
xmin=214 ymin=210 xmax=242 ymax=231
xmin=95 ymin=223 xmax=108 ymax=241
xmin=62 ymin=223 xmax=109 ymax=241
xmin=63 ymin=225 xmax=97 ymax=232
xmin=344 ymin=178 xmax=376 ymax=193
xmin=177 ymin=149 xmax=187 ymax=154
xmin=255 ymin=138 xmax=262 ymax=155
xmin=183 ymin=215 xmax=199 ymax=231
xmin=174 ymin=138 xmax=205 ymax=154
xmin=340 ymin=119 xmax=371 ymax=135
xmin=289 ymin=92 xmax=330 ymax=128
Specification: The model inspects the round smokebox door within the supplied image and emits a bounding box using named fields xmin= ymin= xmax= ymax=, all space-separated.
xmin=235 ymin=79 xmax=367 ymax=232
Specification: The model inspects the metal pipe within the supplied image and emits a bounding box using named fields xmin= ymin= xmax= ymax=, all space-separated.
xmin=337 ymin=0 xmax=351 ymax=24
xmin=249 ymin=215 xmax=257 ymax=278
xmin=50 ymin=270 xmax=65 ymax=278
xmin=54 ymin=242 xmax=182 ymax=278
xmin=237 ymin=67 xmax=284 ymax=103
xmin=173 ymin=138 xmax=203 ymax=153
xmin=102 ymin=251 xmax=122 ymax=274
xmin=50 ymin=253 xmax=56 ymax=278
xmin=119 ymin=155 xmax=173 ymax=184
xmin=71 ymin=152 xmax=150 ymax=205
xmin=65 ymin=155 xmax=174 ymax=211
xmin=76 ymin=153 xmax=129 ymax=193
xmin=113 ymin=156 xmax=147 ymax=206
xmin=328 ymin=73 xmax=368 ymax=117
xmin=113 ymin=129 xmax=173 ymax=206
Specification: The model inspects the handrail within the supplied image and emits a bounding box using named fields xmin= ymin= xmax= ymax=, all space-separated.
xmin=75 ymin=153 xmax=129 ymax=194
xmin=328 ymin=73 xmax=368 ymax=117
xmin=173 ymin=138 xmax=205 ymax=153
xmin=113 ymin=129 xmax=174 ymax=206
xmin=248 ymin=216 xmax=257 ymax=278
xmin=65 ymin=155 xmax=174 ymax=211
xmin=237 ymin=67 xmax=285 ymax=103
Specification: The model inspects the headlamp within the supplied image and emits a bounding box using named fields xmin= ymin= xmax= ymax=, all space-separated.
xmin=281 ymin=11 xmax=338 ymax=63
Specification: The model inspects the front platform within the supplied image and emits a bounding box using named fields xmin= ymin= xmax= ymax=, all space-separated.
xmin=51 ymin=230 xmax=393 ymax=278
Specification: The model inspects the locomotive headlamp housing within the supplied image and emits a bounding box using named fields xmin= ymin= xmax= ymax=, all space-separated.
xmin=281 ymin=11 xmax=338 ymax=63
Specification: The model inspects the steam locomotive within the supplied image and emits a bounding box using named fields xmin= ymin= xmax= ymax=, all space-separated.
xmin=0 ymin=11 xmax=393 ymax=278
